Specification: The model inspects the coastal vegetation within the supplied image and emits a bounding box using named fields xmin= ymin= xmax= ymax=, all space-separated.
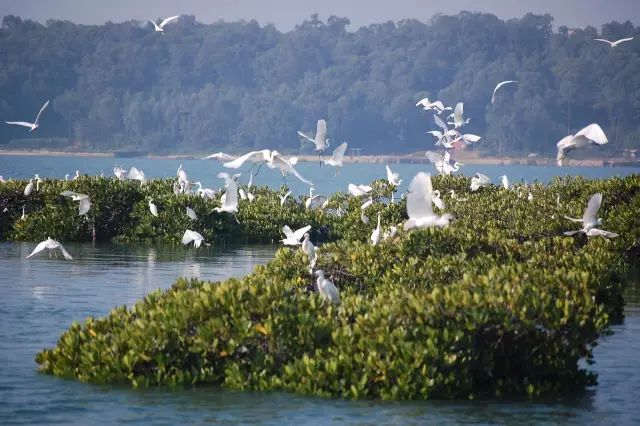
xmin=1 ymin=13 xmax=640 ymax=156
xmin=9 ymin=174 xmax=638 ymax=398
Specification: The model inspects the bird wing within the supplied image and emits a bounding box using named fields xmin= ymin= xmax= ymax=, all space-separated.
xmin=330 ymin=142 xmax=348 ymax=163
xmin=297 ymin=130 xmax=316 ymax=144
xmin=613 ymin=37 xmax=634 ymax=45
xmin=78 ymin=198 xmax=91 ymax=216
xmin=492 ymin=81 xmax=517 ymax=103
xmin=127 ymin=166 xmax=144 ymax=180
xmin=202 ymin=152 xmax=236 ymax=161
xmin=583 ymin=193 xmax=602 ymax=224
xmin=34 ymin=100 xmax=50 ymax=125
xmin=26 ymin=240 xmax=49 ymax=259
xmin=186 ymin=207 xmax=197 ymax=220
xmin=563 ymin=216 xmax=584 ymax=223
xmin=425 ymin=150 xmax=442 ymax=165
xmin=271 ymin=154 xmax=314 ymax=186
xmin=588 ymin=228 xmax=619 ymax=238
xmin=5 ymin=121 xmax=34 ymax=128
xmin=61 ymin=190 xmax=81 ymax=198
xmin=416 ymin=97 xmax=429 ymax=107
xmin=57 ymin=241 xmax=73 ymax=260
xmin=594 ymin=38 xmax=613 ymax=45
xmin=454 ymin=102 xmax=464 ymax=127
xmin=159 ymin=15 xmax=180 ymax=28
xmin=149 ymin=20 xmax=162 ymax=31
xmin=281 ymin=225 xmax=295 ymax=239
xmin=315 ymin=119 xmax=327 ymax=144
xmin=224 ymin=179 xmax=239 ymax=209
xmin=292 ymin=225 xmax=312 ymax=241
xmin=223 ymin=150 xmax=270 ymax=169
xmin=575 ymin=123 xmax=608 ymax=145
xmin=434 ymin=115 xmax=449 ymax=132
xmin=386 ymin=165 xmax=394 ymax=182
xmin=462 ymin=134 xmax=481 ymax=143
xmin=476 ymin=173 xmax=491 ymax=184
xmin=182 ymin=230 xmax=196 ymax=245
xmin=407 ymin=172 xmax=434 ymax=219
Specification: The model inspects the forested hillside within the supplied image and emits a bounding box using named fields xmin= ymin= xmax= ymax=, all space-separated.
xmin=1 ymin=13 xmax=639 ymax=155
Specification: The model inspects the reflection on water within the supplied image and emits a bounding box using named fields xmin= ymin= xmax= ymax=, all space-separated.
xmin=0 ymin=241 xmax=639 ymax=425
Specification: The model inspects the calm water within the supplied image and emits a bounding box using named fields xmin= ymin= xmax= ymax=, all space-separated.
xmin=0 ymin=155 xmax=638 ymax=196
xmin=0 ymin=241 xmax=639 ymax=425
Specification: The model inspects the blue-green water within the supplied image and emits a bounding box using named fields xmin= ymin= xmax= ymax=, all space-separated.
xmin=0 ymin=155 xmax=638 ymax=197
xmin=0 ymin=241 xmax=639 ymax=425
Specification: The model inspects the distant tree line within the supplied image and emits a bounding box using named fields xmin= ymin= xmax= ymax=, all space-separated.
xmin=0 ymin=12 xmax=639 ymax=155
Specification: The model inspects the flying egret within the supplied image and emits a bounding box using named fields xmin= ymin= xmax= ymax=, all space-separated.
xmin=149 ymin=15 xmax=180 ymax=33
xmin=281 ymin=225 xmax=312 ymax=246
xmin=148 ymin=199 xmax=159 ymax=217
xmin=500 ymin=175 xmax=510 ymax=190
xmin=556 ymin=123 xmax=608 ymax=166
xmin=5 ymin=100 xmax=49 ymax=132
xmin=386 ymin=165 xmax=402 ymax=186
xmin=416 ymin=98 xmax=450 ymax=114
xmin=224 ymin=150 xmax=313 ymax=186
xmin=202 ymin=152 xmax=237 ymax=162
xmin=315 ymin=270 xmax=340 ymax=305
xmin=306 ymin=187 xmax=327 ymax=210
xmin=128 ymin=167 xmax=146 ymax=184
xmin=448 ymin=102 xmax=469 ymax=129
xmin=279 ymin=190 xmax=292 ymax=206
xmin=348 ymin=183 xmax=373 ymax=197
xmin=213 ymin=173 xmax=239 ymax=214
xmin=564 ymin=193 xmax=618 ymax=238
xmin=324 ymin=142 xmax=348 ymax=174
xmin=186 ymin=207 xmax=198 ymax=221
xmin=26 ymin=237 xmax=73 ymax=260
xmin=452 ymin=133 xmax=481 ymax=145
xmin=24 ymin=179 xmax=34 ymax=197
xmin=298 ymin=119 xmax=330 ymax=153
xmin=491 ymin=81 xmax=518 ymax=104
xmin=470 ymin=173 xmax=491 ymax=192
xmin=371 ymin=213 xmax=382 ymax=246
xmin=61 ymin=191 xmax=91 ymax=216
xmin=594 ymin=37 xmax=633 ymax=47
xmin=181 ymin=230 xmax=209 ymax=248
xmin=425 ymin=151 xmax=463 ymax=175
xmin=403 ymin=172 xmax=452 ymax=230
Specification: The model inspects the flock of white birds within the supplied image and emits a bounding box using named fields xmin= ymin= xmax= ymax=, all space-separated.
xmin=3 ymin=17 xmax=630 ymax=305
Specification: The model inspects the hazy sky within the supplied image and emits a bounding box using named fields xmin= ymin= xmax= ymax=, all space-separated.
xmin=2 ymin=0 xmax=639 ymax=30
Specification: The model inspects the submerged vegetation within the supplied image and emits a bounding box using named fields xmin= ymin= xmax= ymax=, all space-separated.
xmin=22 ymin=174 xmax=640 ymax=398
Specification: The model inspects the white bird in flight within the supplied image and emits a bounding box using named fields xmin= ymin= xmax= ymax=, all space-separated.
xmin=491 ymin=81 xmax=518 ymax=104
xmin=202 ymin=152 xmax=237 ymax=162
xmin=298 ymin=119 xmax=330 ymax=152
xmin=315 ymin=270 xmax=340 ymax=305
xmin=324 ymin=142 xmax=348 ymax=173
xmin=556 ymin=123 xmax=608 ymax=166
xmin=594 ymin=37 xmax=633 ymax=47
xmin=386 ymin=165 xmax=402 ymax=186
xmin=470 ymin=173 xmax=491 ymax=192
xmin=26 ymin=237 xmax=73 ymax=260
xmin=127 ymin=166 xmax=147 ymax=184
xmin=281 ymin=225 xmax=312 ymax=246
xmin=403 ymin=172 xmax=452 ymax=230
xmin=181 ymin=230 xmax=209 ymax=248
xmin=213 ymin=173 xmax=239 ymax=214
xmin=113 ymin=165 xmax=127 ymax=180
xmin=149 ymin=15 xmax=180 ymax=33
xmin=61 ymin=191 xmax=91 ymax=216
xmin=5 ymin=100 xmax=49 ymax=132
xmin=564 ymin=193 xmax=618 ymax=238
xmin=224 ymin=150 xmax=313 ymax=186
xmin=305 ymin=187 xmax=327 ymax=210
xmin=448 ymin=102 xmax=469 ymax=129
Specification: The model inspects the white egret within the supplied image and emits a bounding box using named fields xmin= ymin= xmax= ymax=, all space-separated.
xmin=24 ymin=179 xmax=34 ymax=197
xmin=149 ymin=15 xmax=179 ymax=33
xmin=193 ymin=182 xmax=216 ymax=199
xmin=224 ymin=150 xmax=313 ymax=186
xmin=128 ymin=166 xmax=147 ymax=184
xmin=34 ymin=174 xmax=43 ymax=191
xmin=348 ymin=183 xmax=373 ymax=197
xmin=202 ymin=152 xmax=237 ymax=162
xmin=470 ymin=173 xmax=491 ymax=192
xmin=432 ymin=190 xmax=445 ymax=210
xmin=181 ymin=230 xmax=209 ymax=248
xmin=371 ymin=213 xmax=382 ymax=246
xmin=61 ymin=191 xmax=91 ymax=216
xmin=148 ymin=199 xmax=159 ymax=217
xmin=417 ymin=98 xmax=450 ymax=114
xmin=500 ymin=175 xmax=510 ymax=190
xmin=279 ymin=191 xmax=292 ymax=206
xmin=448 ymin=102 xmax=469 ymax=129
xmin=72 ymin=170 xmax=80 ymax=180
xmin=382 ymin=225 xmax=398 ymax=241
xmin=297 ymin=119 xmax=330 ymax=152
xmin=281 ymin=225 xmax=312 ymax=246
xmin=491 ymin=81 xmax=518 ymax=104
xmin=306 ymin=187 xmax=327 ymax=210
xmin=5 ymin=100 xmax=49 ymax=132
xmin=556 ymin=123 xmax=608 ymax=166
xmin=315 ymin=270 xmax=340 ymax=305
xmin=21 ymin=205 xmax=26 ymax=220
xmin=386 ymin=165 xmax=402 ymax=186
xmin=564 ymin=193 xmax=618 ymax=238
xmin=403 ymin=172 xmax=452 ymax=230
xmin=177 ymin=164 xmax=189 ymax=187
xmin=324 ymin=142 xmax=348 ymax=173
xmin=26 ymin=237 xmax=73 ymax=260
xmin=301 ymin=232 xmax=317 ymax=270
xmin=594 ymin=37 xmax=633 ymax=47
xmin=527 ymin=192 xmax=534 ymax=202
xmin=213 ymin=173 xmax=239 ymax=214
xmin=186 ymin=207 xmax=198 ymax=221
xmin=113 ymin=165 xmax=127 ymax=180
xmin=452 ymin=133 xmax=481 ymax=145
xmin=239 ymin=188 xmax=247 ymax=200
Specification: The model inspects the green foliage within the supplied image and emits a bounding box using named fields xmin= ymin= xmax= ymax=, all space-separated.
xmin=34 ymin=174 xmax=640 ymax=399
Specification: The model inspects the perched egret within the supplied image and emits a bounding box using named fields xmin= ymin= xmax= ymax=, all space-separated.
xmin=34 ymin=174 xmax=43 ymax=191
xmin=24 ymin=179 xmax=34 ymax=197
xmin=564 ymin=193 xmax=618 ymax=238
xmin=371 ymin=213 xmax=382 ymax=246
xmin=324 ymin=142 xmax=348 ymax=174
xmin=177 ymin=164 xmax=189 ymax=188
xmin=186 ymin=207 xmax=198 ymax=221
xmin=315 ymin=270 xmax=340 ymax=305
xmin=470 ymin=173 xmax=491 ymax=192
xmin=491 ymin=80 xmax=518 ymax=104
xmin=403 ymin=172 xmax=452 ymax=230
xmin=432 ymin=190 xmax=445 ymax=210
xmin=21 ymin=205 xmax=26 ymax=220
xmin=386 ymin=165 xmax=402 ymax=186
xmin=297 ymin=119 xmax=330 ymax=152
xmin=301 ymin=233 xmax=317 ymax=270
xmin=306 ymin=187 xmax=327 ymax=210
xmin=280 ymin=225 xmax=312 ymax=246
xmin=26 ymin=237 xmax=73 ymax=260
xmin=61 ymin=191 xmax=91 ymax=216
xmin=193 ymin=182 xmax=216 ymax=199
xmin=113 ymin=165 xmax=127 ymax=180
xmin=149 ymin=15 xmax=180 ymax=33
xmin=181 ymin=230 xmax=209 ymax=248
xmin=5 ymin=100 xmax=49 ymax=132
xmin=556 ymin=123 xmax=608 ymax=166
xmin=148 ymin=199 xmax=159 ymax=217
xmin=500 ymin=175 xmax=510 ymax=190
xmin=594 ymin=37 xmax=633 ymax=47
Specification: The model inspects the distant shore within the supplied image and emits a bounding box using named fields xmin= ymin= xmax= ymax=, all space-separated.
xmin=1 ymin=148 xmax=638 ymax=168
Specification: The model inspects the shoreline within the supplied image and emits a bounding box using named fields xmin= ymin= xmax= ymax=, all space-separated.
xmin=1 ymin=149 xmax=638 ymax=168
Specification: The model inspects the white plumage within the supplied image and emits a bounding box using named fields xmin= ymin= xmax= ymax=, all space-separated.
xmin=61 ymin=191 xmax=91 ymax=216
xmin=403 ymin=172 xmax=452 ymax=230
xmin=315 ymin=270 xmax=340 ymax=305
xmin=181 ymin=230 xmax=208 ymax=248
xmin=281 ymin=225 xmax=312 ymax=246
xmin=491 ymin=80 xmax=518 ymax=104
xmin=149 ymin=15 xmax=180 ymax=32
xmin=5 ymin=100 xmax=49 ymax=132
xmin=298 ymin=119 xmax=330 ymax=152
xmin=26 ymin=237 xmax=73 ymax=260
xmin=556 ymin=123 xmax=608 ymax=166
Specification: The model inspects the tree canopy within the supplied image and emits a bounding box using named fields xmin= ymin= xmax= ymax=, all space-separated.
xmin=1 ymin=12 xmax=639 ymax=155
